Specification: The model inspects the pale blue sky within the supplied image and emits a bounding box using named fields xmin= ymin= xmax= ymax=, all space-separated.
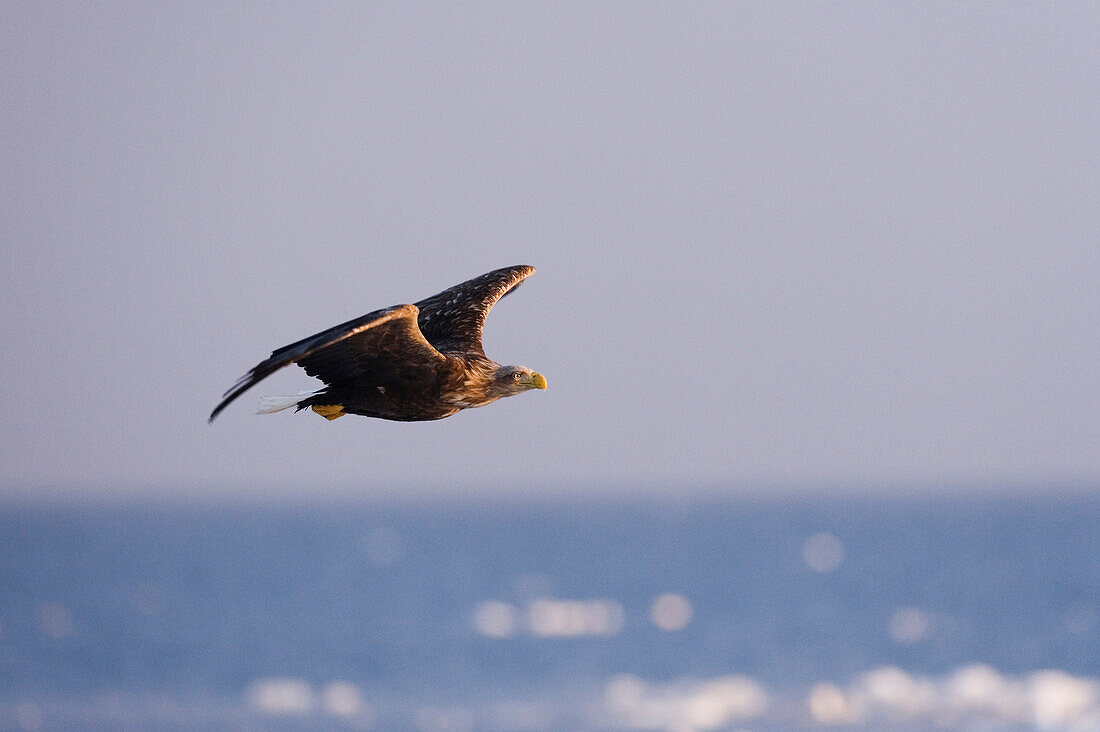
xmin=2 ymin=2 xmax=1097 ymax=499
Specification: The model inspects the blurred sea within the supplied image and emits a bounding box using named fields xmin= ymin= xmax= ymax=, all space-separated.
xmin=0 ymin=494 xmax=1098 ymax=731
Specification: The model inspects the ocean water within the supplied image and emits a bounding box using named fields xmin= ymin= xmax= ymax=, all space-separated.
xmin=0 ymin=494 xmax=1098 ymax=730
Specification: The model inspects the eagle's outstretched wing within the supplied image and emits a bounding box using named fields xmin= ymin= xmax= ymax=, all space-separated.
xmin=208 ymin=304 xmax=443 ymax=423
xmin=296 ymin=305 xmax=446 ymax=388
xmin=415 ymin=265 xmax=535 ymax=356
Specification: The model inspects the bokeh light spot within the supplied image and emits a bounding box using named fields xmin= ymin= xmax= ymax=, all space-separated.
xmin=808 ymin=682 xmax=862 ymax=724
xmin=472 ymin=600 xmax=518 ymax=638
xmin=247 ymin=678 xmax=314 ymax=716
xmin=649 ymin=593 xmax=693 ymax=631
xmin=322 ymin=681 xmax=367 ymax=719
xmin=527 ymin=598 xmax=624 ymax=637
xmin=802 ymin=532 xmax=844 ymax=572
xmin=888 ymin=607 xmax=933 ymax=644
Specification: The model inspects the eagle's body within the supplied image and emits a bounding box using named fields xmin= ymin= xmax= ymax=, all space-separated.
xmin=209 ymin=265 xmax=545 ymax=423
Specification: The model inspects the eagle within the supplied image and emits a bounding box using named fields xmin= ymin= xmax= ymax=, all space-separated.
xmin=208 ymin=265 xmax=545 ymax=423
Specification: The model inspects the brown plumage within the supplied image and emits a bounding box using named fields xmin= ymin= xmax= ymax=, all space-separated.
xmin=208 ymin=266 xmax=546 ymax=423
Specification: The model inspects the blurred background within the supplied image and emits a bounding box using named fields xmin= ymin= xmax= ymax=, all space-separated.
xmin=1 ymin=2 xmax=1097 ymax=729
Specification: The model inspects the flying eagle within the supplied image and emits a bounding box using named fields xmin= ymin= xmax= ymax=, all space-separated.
xmin=208 ymin=265 xmax=545 ymax=423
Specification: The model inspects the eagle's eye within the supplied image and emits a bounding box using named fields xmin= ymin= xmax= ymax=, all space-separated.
xmin=511 ymin=372 xmax=523 ymax=381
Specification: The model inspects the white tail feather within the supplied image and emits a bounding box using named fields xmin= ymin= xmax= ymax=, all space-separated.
xmin=256 ymin=390 xmax=316 ymax=415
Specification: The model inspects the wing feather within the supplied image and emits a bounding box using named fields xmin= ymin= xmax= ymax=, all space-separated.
xmin=415 ymin=265 xmax=535 ymax=355
xmin=208 ymin=304 xmax=442 ymax=422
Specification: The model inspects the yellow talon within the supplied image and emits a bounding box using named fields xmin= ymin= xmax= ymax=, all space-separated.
xmin=311 ymin=404 xmax=346 ymax=420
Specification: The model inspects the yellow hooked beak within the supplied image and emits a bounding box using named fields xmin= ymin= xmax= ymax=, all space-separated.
xmin=530 ymin=372 xmax=547 ymax=390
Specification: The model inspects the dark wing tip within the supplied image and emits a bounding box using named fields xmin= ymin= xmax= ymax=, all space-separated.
xmin=207 ymin=404 xmax=226 ymax=424
xmin=208 ymin=367 xmax=267 ymax=423
xmin=208 ymin=395 xmax=232 ymax=423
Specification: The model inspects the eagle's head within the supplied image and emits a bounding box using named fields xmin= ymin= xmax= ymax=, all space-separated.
xmin=488 ymin=365 xmax=547 ymax=399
